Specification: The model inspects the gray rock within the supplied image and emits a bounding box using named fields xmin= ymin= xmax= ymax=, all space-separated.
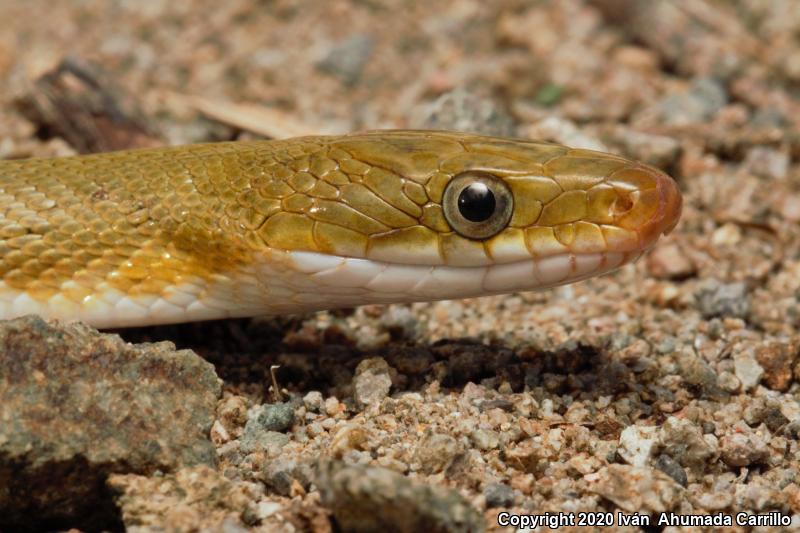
xmin=0 ymin=316 xmax=221 ymax=531
xmin=659 ymin=417 xmax=715 ymax=471
xmin=412 ymin=88 xmax=516 ymax=138
xmin=261 ymin=456 xmax=313 ymax=496
xmin=752 ymin=107 xmax=787 ymax=128
xmin=678 ymin=352 xmax=723 ymax=398
xmin=743 ymin=399 xmax=789 ymax=432
xmin=240 ymin=430 xmax=290 ymax=455
xmin=783 ymin=420 xmax=800 ymax=440
xmin=484 ymin=483 xmax=515 ymax=508
xmin=316 ymin=460 xmax=485 ymax=533
xmin=303 ymin=391 xmax=324 ymax=412
xmin=246 ymin=402 xmax=295 ymax=433
xmin=317 ymin=34 xmax=374 ymax=86
xmin=743 ymin=146 xmax=790 ymax=180
xmin=696 ymin=280 xmax=750 ymax=319
xmin=655 ymin=336 xmax=678 ymax=354
xmin=603 ymin=126 xmax=681 ymax=169
xmin=525 ymin=116 xmax=607 ymax=152
xmin=218 ymin=441 xmax=244 ymax=466
xmin=655 ymin=454 xmax=688 ymax=487
xmin=659 ymin=77 xmax=728 ymax=125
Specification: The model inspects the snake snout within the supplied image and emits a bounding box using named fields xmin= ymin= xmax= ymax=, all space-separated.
xmin=640 ymin=166 xmax=682 ymax=246
xmin=606 ymin=164 xmax=682 ymax=250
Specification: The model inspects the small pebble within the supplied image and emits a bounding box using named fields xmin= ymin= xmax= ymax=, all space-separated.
xmin=217 ymin=396 xmax=249 ymax=437
xmin=608 ymin=126 xmax=681 ymax=169
xmin=303 ymin=391 xmax=324 ymax=412
xmin=696 ymin=280 xmax=750 ymax=319
xmin=588 ymin=465 xmax=682 ymax=513
xmin=324 ymin=397 xmax=342 ymax=417
xmin=316 ymin=460 xmax=484 ymax=533
xmin=693 ymin=490 xmax=733 ymax=511
xmin=330 ymin=424 xmax=369 ymax=457
xmin=412 ymin=87 xmax=516 ymax=137
xmin=262 ymin=457 xmax=300 ymax=496
xmin=353 ymin=357 xmax=393 ymax=409
xmin=679 ymin=353 xmax=721 ymax=396
xmin=755 ymin=342 xmax=795 ymax=392
xmin=720 ymin=431 xmax=769 ymax=467
xmin=316 ymin=34 xmax=374 ymax=86
xmin=647 ymin=243 xmax=695 ymax=280
xmin=523 ymin=116 xmax=607 ymax=151
xmin=253 ymin=500 xmax=282 ymax=521
xmin=659 ymin=417 xmax=715 ymax=470
xmin=743 ymin=146 xmax=789 ymax=180
xmin=239 ymin=430 xmax=290 ymax=455
xmin=618 ymin=425 xmax=658 ymax=467
xmin=471 ymin=429 xmax=500 ymax=451
xmin=655 ymin=454 xmax=688 ymax=487
xmin=717 ymin=371 xmax=742 ymax=393
xmin=659 ymin=77 xmax=728 ymax=125
xmin=484 ymin=483 xmax=515 ymax=508
xmin=733 ymin=346 xmax=764 ymax=392
xmin=247 ymin=402 xmax=295 ymax=433
xmin=306 ymin=422 xmax=325 ymax=438
xmin=414 ymin=433 xmax=460 ymax=474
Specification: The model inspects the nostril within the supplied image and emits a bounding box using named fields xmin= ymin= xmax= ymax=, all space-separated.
xmin=610 ymin=190 xmax=636 ymax=217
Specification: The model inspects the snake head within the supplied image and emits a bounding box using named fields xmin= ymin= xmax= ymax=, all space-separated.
xmin=260 ymin=130 xmax=683 ymax=303
xmin=0 ymin=129 xmax=682 ymax=327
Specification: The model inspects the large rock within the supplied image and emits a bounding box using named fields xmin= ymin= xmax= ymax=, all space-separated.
xmin=316 ymin=460 xmax=485 ymax=533
xmin=109 ymin=466 xmax=260 ymax=531
xmin=0 ymin=316 xmax=221 ymax=531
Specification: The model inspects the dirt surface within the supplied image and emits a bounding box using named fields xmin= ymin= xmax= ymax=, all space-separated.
xmin=1 ymin=0 xmax=799 ymax=531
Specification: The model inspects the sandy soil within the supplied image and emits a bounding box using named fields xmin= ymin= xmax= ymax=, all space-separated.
xmin=1 ymin=0 xmax=799 ymax=531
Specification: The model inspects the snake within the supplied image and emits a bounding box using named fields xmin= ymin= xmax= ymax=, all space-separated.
xmin=0 ymin=130 xmax=681 ymax=328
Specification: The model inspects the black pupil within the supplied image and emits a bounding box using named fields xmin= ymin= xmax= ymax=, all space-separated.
xmin=458 ymin=182 xmax=496 ymax=222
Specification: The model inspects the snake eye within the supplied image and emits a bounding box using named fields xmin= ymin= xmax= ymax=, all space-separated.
xmin=443 ymin=172 xmax=513 ymax=240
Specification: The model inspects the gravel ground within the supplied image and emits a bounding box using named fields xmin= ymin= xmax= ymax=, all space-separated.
xmin=1 ymin=0 xmax=799 ymax=531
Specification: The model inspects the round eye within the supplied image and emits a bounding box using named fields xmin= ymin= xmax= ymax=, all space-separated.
xmin=443 ymin=172 xmax=513 ymax=240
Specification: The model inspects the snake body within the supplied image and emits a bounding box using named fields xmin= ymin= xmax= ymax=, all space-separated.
xmin=0 ymin=130 xmax=681 ymax=328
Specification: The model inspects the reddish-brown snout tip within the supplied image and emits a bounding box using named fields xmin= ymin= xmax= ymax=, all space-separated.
xmin=641 ymin=167 xmax=682 ymax=247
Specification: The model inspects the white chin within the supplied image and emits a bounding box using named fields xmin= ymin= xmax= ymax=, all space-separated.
xmin=284 ymin=249 xmax=630 ymax=305
xmin=0 ymin=249 xmax=630 ymax=328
